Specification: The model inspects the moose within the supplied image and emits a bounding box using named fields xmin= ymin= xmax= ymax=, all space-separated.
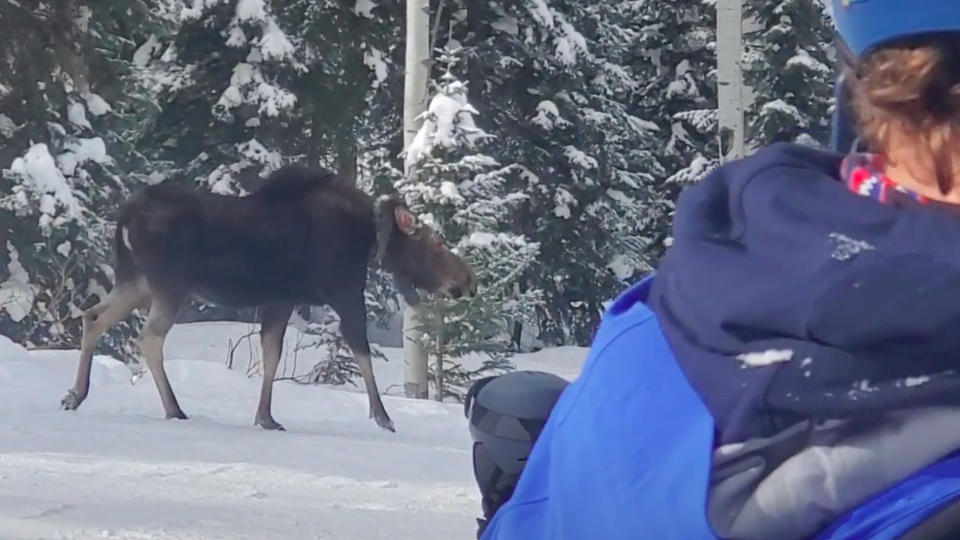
xmin=60 ymin=166 xmax=476 ymax=432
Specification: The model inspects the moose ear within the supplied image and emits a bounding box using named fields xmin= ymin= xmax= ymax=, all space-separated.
xmin=374 ymin=197 xmax=399 ymax=266
xmin=394 ymin=207 xmax=418 ymax=235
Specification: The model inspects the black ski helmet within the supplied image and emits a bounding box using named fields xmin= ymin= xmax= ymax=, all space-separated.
xmin=464 ymin=370 xmax=570 ymax=534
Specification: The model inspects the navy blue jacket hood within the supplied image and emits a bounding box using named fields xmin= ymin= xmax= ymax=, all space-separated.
xmin=650 ymin=143 xmax=960 ymax=444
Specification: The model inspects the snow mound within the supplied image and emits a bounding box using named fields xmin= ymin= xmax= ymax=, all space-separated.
xmin=0 ymin=334 xmax=31 ymax=363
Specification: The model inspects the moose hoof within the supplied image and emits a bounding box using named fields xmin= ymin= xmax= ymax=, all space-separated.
xmin=374 ymin=412 xmax=396 ymax=433
xmin=165 ymin=410 xmax=189 ymax=421
xmin=60 ymin=389 xmax=85 ymax=411
xmin=255 ymin=416 xmax=286 ymax=431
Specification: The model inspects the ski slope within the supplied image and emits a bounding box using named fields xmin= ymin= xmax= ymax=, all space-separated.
xmin=0 ymin=323 xmax=586 ymax=540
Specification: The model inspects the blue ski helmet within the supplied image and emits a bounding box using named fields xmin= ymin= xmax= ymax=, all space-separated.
xmin=832 ymin=0 xmax=960 ymax=57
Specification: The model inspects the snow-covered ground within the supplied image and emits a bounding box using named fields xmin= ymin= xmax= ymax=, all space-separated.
xmin=0 ymin=323 xmax=586 ymax=540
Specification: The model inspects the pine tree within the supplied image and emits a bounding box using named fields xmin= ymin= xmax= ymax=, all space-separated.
xmin=460 ymin=0 xmax=669 ymax=346
xmin=630 ymin=1 xmax=719 ymax=186
xmin=744 ymin=0 xmax=834 ymax=148
xmin=400 ymin=45 xmax=541 ymax=401
xmin=142 ymin=0 xmax=397 ymax=189
xmin=139 ymin=0 xmax=306 ymax=196
xmin=0 ymin=1 xmax=176 ymax=358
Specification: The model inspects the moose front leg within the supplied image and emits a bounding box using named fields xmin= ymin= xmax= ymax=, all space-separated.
xmin=332 ymin=292 xmax=395 ymax=433
xmin=255 ymin=303 xmax=294 ymax=431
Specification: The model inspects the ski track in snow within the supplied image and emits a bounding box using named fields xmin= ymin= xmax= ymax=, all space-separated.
xmin=0 ymin=322 xmax=586 ymax=540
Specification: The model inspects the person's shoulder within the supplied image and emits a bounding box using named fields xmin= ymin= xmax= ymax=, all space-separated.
xmin=717 ymin=142 xmax=844 ymax=184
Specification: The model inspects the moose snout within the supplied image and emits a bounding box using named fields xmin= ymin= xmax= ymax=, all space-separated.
xmin=445 ymin=280 xmax=476 ymax=300
xmin=442 ymin=261 xmax=477 ymax=300
xmin=465 ymin=273 xmax=478 ymax=298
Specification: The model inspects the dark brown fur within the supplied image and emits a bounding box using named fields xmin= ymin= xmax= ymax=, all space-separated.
xmin=61 ymin=166 xmax=476 ymax=432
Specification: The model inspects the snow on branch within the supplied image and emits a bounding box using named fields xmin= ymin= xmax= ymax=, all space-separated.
xmin=532 ymin=100 xmax=572 ymax=130
xmin=0 ymin=242 xmax=37 ymax=323
xmin=785 ymin=48 xmax=831 ymax=75
xmin=404 ymin=75 xmax=491 ymax=171
xmin=215 ymin=62 xmax=297 ymax=120
xmin=7 ymin=144 xmax=82 ymax=228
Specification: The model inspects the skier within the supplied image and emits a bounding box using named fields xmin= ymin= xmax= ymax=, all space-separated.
xmin=467 ymin=1 xmax=960 ymax=538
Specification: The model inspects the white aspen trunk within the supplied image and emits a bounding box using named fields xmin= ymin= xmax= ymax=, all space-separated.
xmin=401 ymin=0 xmax=431 ymax=399
xmin=717 ymin=0 xmax=745 ymax=163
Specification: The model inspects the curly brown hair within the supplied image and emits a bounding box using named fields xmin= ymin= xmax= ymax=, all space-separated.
xmin=848 ymin=36 xmax=960 ymax=194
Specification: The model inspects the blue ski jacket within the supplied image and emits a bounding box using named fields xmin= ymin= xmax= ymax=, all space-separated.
xmin=481 ymin=143 xmax=960 ymax=539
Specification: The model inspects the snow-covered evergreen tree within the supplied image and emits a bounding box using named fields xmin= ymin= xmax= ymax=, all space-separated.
xmin=138 ymin=0 xmax=306 ymax=196
xmin=630 ymin=1 xmax=720 ymax=186
xmin=0 ymin=1 xmax=177 ymax=357
xmin=400 ymin=45 xmax=541 ymax=400
xmin=461 ymin=0 xmax=669 ymax=345
xmin=142 ymin=0 xmax=396 ymax=190
xmin=744 ymin=0 xmax=834 ymax=148
xmin=283 ymin=0 xmax=402 ymax=179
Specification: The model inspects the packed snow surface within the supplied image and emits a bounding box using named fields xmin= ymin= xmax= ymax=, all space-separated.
xmin=0 ymin=322 xmax=586 ymax=539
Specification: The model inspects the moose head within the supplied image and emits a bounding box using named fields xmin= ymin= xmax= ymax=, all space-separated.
xmin=374 ymin=197 xmax=477 ymax=306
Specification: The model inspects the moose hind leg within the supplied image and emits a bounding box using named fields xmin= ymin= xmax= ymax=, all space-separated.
xmin=62 ymin=284 xmax=148 ymax=411
xmin=333 ymin=294 xmax=394 ymax=432
xmin=255 ymin=303 xmax=293 ymax=431
xmin=140 ymin=293 xmax=186 ymax=420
